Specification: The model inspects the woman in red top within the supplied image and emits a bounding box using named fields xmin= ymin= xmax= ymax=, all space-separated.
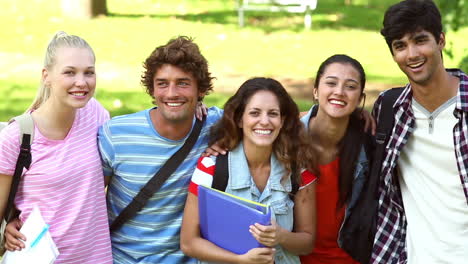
xmin=300 ymin=54 xmax=369 ymax=264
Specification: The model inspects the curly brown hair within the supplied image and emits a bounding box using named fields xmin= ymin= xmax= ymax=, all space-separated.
xmin=210 ymin=77 xmax=319 ymax=182
xmin=141 ymin=36 xmax=214 ymax=104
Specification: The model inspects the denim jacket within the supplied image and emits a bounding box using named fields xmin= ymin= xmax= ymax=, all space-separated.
xmin=300 ymin=105 xmax=370 ymax=247
xmin=198 ymin=142 xmax=299 ymax=264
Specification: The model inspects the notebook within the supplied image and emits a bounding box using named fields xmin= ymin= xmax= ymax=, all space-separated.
xmin=1 ymin=205 xmax=59 ymax=264
xmin=198 ymin=185 xmax=271 ymax=254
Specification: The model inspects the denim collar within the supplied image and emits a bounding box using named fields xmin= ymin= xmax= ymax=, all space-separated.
xmin=300 ymin=104 xmax=368 ymax=177
xmin=228 ymin=142 xmax=292 ymax=196
xmin=300 ymin=104 xmax=318 ymax=129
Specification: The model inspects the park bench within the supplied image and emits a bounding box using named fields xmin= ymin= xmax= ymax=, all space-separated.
xmin=237 ymin=0 xmax=318 ymax=29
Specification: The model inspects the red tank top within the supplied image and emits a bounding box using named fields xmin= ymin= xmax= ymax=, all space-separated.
xmin=300 ymin=158 xmax=359 ymax=264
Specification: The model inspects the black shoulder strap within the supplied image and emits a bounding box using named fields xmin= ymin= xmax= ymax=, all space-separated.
xmin=375 ymin=88 xmax=403 ymax=146
xmin=369 ymin=87 xmax=404 ymax=198
xmin=212 ymin=152 xmax=300 ymax=197
xmin=110 ymin=116 xmax=206 ymax=232
xmin=4 ymin=134 xmax=32 ymax=222
xmin=290 ymin=162 xmax=299 ymax=196
xmin=212 ymin=153 xmax=228 ymax=191
xmin=4 ymin=114 xmax=34 ymax=222
xmin=355 ymin=87 xmax=403 ymax=263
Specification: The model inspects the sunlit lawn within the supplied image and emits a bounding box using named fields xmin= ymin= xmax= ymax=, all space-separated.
xmin=0 ymin=0 xmax=466 ymax=120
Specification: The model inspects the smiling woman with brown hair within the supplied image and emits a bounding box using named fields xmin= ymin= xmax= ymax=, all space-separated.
xmin=181 ymin=77 xmax=319 ymax=264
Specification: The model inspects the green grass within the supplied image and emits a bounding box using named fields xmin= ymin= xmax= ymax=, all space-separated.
xmin=0 ymin=0 xmax=467 ymax=121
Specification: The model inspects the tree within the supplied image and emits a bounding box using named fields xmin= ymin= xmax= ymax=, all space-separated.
xmin=437 ymin=0 xmax=467 ymax=31
xmin=436 ymin=0 xmax=468 ymax=72
xmin=61 ymin=0 xmax=107 ymax=19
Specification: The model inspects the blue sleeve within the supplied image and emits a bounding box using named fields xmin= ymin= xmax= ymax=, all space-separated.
xmin=98 ymin=121 xmax=115 ymax=177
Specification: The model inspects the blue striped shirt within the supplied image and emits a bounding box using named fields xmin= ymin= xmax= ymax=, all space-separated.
xmin=98 ymin=107 xmax=223 ymax=264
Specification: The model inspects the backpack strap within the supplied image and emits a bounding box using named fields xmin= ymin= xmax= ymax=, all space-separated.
xmin=358 ymin=87 xmax=403 ymax=262
xmin=4 ymin=113 xmax=34 ymax=222
xmin=212 ymin=153 xmax=228 ymax=191
xmin=367 ymin=87 xmax=403 ymax=202
xmin=11 ymin=114 xmax=35 ymax=146
xmin=374 ymin=88 xmax=403 ymax=148
xmin=110 ymin=116 xmax=206 ymax=232
xmin=212 ymin=153 xmax=299 ymax=198
xmin=289 ymin=162 xmax=299 ymax=197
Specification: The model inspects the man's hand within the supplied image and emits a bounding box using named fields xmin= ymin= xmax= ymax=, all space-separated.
xmin=202 ymin=142 xmax=227 ymax=157
xmin=360 ymin=108 xmax=376 ymax=135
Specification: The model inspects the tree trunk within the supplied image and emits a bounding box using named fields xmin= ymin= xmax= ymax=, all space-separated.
xmin=345 ymin=0 xmax=352 ymax=5
xmin=61 ymin=0 xmax=107 ymax=19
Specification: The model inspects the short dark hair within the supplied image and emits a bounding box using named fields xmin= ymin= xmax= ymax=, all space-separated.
xmin=210 ymin=77 xmax=318 ymax=178
xmin=381 ymin=0 xmax=443 ymax=54
xmin=141 ymin=36 xmax=214 ymax=103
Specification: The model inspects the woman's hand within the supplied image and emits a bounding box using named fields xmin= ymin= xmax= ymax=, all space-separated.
xmin=239 ymin=247 xmax=275 ymax=264
xmin=195 ymin=101 xmax=208 ymax=121
xmin=4 ymin=218 xmax=26 ymax=251
xmin=249 ymin=220 xmax=284 ymax=247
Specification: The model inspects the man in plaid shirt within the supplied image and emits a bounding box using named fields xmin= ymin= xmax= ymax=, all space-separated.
xmin=371 ymin=0 xmax=468 ymax=263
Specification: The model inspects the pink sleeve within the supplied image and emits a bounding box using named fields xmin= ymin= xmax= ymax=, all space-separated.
xmin=0 ymin=122 xmax=21 ymax=176
xmin=188 ymin=156 xmax=216 ymax=196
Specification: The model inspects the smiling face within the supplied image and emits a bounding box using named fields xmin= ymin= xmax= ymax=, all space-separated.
xmin=43 ymin=47 xmax=96 ymax=110
xmin=239 ymin=90 xmax=284 ymax=150
xmin=391 ymin=30 xmax=445 ymax=87
xmin=153 ymin=64 xmax=204 ymax=124
xmin=314 ymin=62 xmax=363 ymax=120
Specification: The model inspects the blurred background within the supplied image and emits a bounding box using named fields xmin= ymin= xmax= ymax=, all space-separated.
xmin=0 ymin=0 xmax=467 ymax=120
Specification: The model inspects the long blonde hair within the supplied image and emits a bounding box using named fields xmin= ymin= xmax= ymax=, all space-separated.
xmin=28 ymin=31 xmax=95 ymax=111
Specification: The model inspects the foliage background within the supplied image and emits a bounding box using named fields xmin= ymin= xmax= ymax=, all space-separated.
xmin=0 ymin=0 xmax=466 ymax=121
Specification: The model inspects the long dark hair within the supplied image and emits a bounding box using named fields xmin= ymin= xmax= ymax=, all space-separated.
xmin=314 ymin=54 xmax=367 ymax=207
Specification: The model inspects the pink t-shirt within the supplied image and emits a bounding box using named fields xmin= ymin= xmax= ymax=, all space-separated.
xmin=0 ymin=98 xmax=112 ymax=264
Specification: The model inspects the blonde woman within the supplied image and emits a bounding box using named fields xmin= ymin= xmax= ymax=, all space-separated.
xmin=0 ymin=31 xmax=112 ymax=263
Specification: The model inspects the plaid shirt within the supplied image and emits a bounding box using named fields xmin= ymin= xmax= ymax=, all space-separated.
xmin=370 ymin=69 xmax=468 ymax=264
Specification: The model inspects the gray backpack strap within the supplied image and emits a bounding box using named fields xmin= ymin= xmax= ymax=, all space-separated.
xmin=10 ymin=113 xmax=34 ymax=144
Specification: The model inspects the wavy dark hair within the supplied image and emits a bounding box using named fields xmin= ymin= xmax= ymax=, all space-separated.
xmin=141 ymin=36 xmax=215 ymax=104
xmin=210 ymin=77 xmax=318 ymax=182
xmin=313 ymin=54 xmax=367 ymax=207
xmin=381 ymin=0 xmax=443 ymax=55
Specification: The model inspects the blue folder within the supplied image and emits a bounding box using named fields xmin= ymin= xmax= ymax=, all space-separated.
xmin=198 ymin=185 xmax=271 ymax=255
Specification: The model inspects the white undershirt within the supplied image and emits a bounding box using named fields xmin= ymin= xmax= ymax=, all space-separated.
xmin=398 ymin=96 xmax=468 ymax=264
